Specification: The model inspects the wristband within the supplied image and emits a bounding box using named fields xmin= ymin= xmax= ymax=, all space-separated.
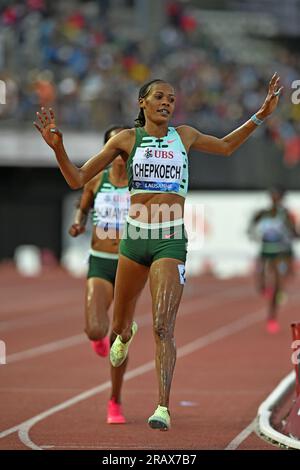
xmin=251 ymin=114 xmax=264 ymax=126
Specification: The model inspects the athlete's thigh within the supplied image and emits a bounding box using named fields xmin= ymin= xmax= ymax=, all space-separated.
xmin=113 ymin=255 xmax=149 ymax=316
xmin=255 ymin=257 xmax=265 ymax=284
xmin=267 ymin=258 xmax=279 ymax=284
xmin=149 ymin=257 xmax=185 ymax=325
xmin=85 ymin=277 xmax=113 ymax=316
xmin=274 ymin=257 xmax=287 ymax=282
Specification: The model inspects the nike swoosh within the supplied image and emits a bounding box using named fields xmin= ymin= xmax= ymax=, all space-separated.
xmin=167 ymin=139 xmax=176 ymax=144
xmin=164 ymin=231 xmax=178 ymax=239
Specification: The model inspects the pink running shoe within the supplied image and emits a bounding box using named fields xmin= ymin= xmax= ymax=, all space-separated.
xmin=266 ymin=319 xmax=280 ymax=334
xmin=91 ymin=336 xmax=109 ymax=357
xmin=107 ymin=398 xmax=126 ymax=424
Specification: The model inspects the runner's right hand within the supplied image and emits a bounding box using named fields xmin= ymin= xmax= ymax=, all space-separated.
xmin=34 ymin=107 xmax=63 ymax=150
xmin=69 ymin=224 xmax=86 ymax=237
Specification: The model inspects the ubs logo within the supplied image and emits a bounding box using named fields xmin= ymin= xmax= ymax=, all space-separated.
xmin=144 ymin=149 xmax=152 ymax=159
xmin=143 ymin=148 xmax=174 ymax=159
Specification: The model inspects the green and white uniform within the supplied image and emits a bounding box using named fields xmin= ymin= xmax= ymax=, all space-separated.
xmin=120 ymin=127 xmax=188 ymax=268
xmin=127 ymin=126 xmax=188 ymax=196
xmin=87 ymin=169 xmax=130 ymax=284
xmin=254 ymin=207 xmax=294 ymax=259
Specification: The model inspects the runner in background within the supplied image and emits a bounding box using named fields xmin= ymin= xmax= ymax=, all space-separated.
xmin=248 ymin=186 xmax=298 ymax=334
xmin=35 ymin=72 xmax=282 ymax=430
xmin=69 ymin=125 xmax=130 ymax=423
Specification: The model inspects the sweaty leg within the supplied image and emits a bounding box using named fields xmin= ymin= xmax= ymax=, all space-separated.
xmin=149 ymin=258 xmax=185 ymax=409
xmin=106 ymin=330 xmax=129 ymax=424
xmin=85 ymin=277 xmax=113 ymax=340
xmin=109 ymin=331 xmax=128 ymax=402
xmin=111 ymin=255 xmax=149 ymax=341
xmin=108 ymin=257 xmax=148 ymax=421
xmin=256 ymin=257 xmax=266 ymax=294
xmin=268 ymin=261 xmax=281 ymax=320
xmin=286 ymin=256 xmax=294 ymax=279
xmin=265 ymin=260 xmax=281 ymax=334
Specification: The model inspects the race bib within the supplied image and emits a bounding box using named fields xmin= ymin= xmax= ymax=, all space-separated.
xmin=178 ymin=264 xmax=186 ymax=285
xmin=93 ymin=192 xmax=130 ymax=229
xmin=257 ymin=218 xmax=284 ymax=243
xmin=132 ymin=147 xmax=183 ymax=192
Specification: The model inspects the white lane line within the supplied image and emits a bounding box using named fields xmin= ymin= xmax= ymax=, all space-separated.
xmin=257 ymin=371 xmax=300 ymax=450
xmin=175 ymin=309 xmax=264 ymax=357
xmin=7 ymin=334 xmax=85 ymax=363
xmin=5 ymin=284 xmax=253 ymax=364
xmin=0 ymin=309 xmax=77 ymax=332
xmin=41 ymin=445 xmax=168 ymax=449
xmin=224 ymin=419 xmax=256 ymax=450
xmin=1 ymin=292 xmax=80 ymax=319
xmin=224 ymin=294 xmax=300 ymax=450
xmin=0 ymin=305 xmax=265 ymax=449
xmin=18 ymin=362 xmax=155 ymax=450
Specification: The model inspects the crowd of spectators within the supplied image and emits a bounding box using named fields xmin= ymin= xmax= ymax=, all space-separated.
xmin=0 ymin=0 xmax=300 ymax=165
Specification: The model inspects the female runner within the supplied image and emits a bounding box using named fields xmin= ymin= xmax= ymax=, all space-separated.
xmin=34 ymin=73 xmax=282 ymax=430
xmin=69 ymin=125 xmax=130 ymax=423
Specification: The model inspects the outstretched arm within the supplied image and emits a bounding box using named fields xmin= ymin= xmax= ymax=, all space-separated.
xmin=68 ymin=176 xmax=99 ymax=237
xmin=286 ymin=211 xmax=299 ymax=238
xmin=248 ymin=210 xmax=265 ymax=241
xmin=179 ymin=73 xmax=283 ymax=156
xmin=34 ymin=108 xmax=132 ymax=189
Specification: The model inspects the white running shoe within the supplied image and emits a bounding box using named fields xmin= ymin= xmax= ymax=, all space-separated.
xmin=110 ymin=321 xmax=138 ymax=367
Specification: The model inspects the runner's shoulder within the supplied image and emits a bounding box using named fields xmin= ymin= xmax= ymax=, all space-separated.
xmin=253 ymin=209 xmax=268 ymax=222
xmin=280 ymin=206 xmax=290 ymax=216
xmin=175 ymin=125 xmax=198 ymax=148
xmin=175 ymin=125 xmax=196 ymax=137
xmin=109 ymin=128 xmax=136 ymax=152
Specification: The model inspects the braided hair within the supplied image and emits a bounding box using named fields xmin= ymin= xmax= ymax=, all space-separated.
xmin=134 ymin=79 xmax=167 ymax=128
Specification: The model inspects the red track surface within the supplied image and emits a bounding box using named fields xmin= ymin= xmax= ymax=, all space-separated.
xmin=0 ymin=263 xmax=299 ymax=450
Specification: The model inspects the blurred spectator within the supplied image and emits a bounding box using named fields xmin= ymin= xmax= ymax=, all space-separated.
xmin=33 ymin=71 xmax=56 ymax=107
xmin=0 ymin=0 xmax=299 ymax=164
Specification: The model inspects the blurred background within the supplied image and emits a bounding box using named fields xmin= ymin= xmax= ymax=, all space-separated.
xmin=1 ymin=0 xmax=300 ymax=276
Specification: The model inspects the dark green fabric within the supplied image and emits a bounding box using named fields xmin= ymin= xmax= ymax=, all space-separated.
xmin=120 ymin=220 xmax=187 ymax=267
xmin=87 ymin=255 xmax=118 ymax=285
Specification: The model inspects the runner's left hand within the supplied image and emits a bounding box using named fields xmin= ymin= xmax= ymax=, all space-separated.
xmin=257 ymin=72 xmax=283 ymax=119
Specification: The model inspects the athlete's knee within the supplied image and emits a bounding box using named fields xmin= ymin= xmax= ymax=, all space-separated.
xmin=85 ymin=324 xmax=108 ymax=341
xmin=153 ymin=322 xmax=174 ymax=341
